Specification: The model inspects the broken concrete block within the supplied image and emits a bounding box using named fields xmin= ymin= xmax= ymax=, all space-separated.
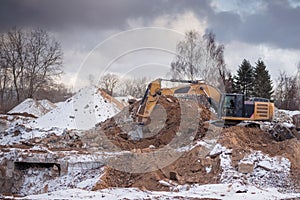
xmin=238 ymin=161 xmax=254 ymax=174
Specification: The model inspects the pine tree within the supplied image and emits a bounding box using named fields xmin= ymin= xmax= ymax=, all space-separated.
xmin=233 ymin=59 xmax=254 ymax=98
xmin=253 ymin=59 xmax=273 ymax=99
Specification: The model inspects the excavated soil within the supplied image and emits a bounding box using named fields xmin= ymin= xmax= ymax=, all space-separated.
xmin=90 ymin=95 xmax=212 ymax=151
xmin=91 ymin=95 xmax=300 ymax=192
xmin=93 ymin=95 xmax=223 ymax=191
xmin=94 ymin=145 xmax=222 ymax=191
xmin=94 ymin=126 xmax=300 ymax=192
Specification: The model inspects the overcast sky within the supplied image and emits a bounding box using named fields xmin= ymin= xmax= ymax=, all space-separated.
xmin=1 ymin=0 xmax=300 ymax=89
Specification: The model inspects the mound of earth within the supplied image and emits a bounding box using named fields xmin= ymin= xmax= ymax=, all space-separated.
xmin=89 ymin=100 xmax=300 ymax=192
xmin=89 ymin=95 xmax=224 ymax=191
xmin=83 ymin=95 xmax=212 ymax=151
xmin=94 ymin=144 xmax=222 ymax=191
xmin=8 ymin=98 xmax=56 ymax=118
xmin=93 ymin=126 xmax=300 ymax=192
xmin=30 ymin=86 xmax=121 ymax=130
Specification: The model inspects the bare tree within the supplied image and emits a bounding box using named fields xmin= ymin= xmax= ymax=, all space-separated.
xmin=25 ymin=29 xmax=63 ymax=98
xmin=0 ymin=28 xmax=26 ymax=102
xmin=0 ymin=28 xmax=63 ymax=112
xmin=171 ymin=31 xmax=201 ymax=80
xmin=274 ymin=71 xmax=299 ymax=110
xmin=88 ymin=74 xmax=96 ymax=86
xmin=35 ymin=83 xmax=73 ymax=103
xmin=99 ymin=73 xmax=119 ymax=96
xmin=0 ymin=35 xmax=10 ymax=109
xmin=170 ymin=30 xmax=228 ymax=89
xmin=117 ymin=77 xmax=149 ymax=98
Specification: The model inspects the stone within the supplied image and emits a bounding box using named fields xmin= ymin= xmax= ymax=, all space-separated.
xmin=238 ymin=161 xmax=254 ymax=174
xmin=6 ymin=169 xmax=13 ymax=178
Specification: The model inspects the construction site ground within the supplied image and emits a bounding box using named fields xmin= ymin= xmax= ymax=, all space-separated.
xmin=0 ymin=92 xmax=300 ymax=199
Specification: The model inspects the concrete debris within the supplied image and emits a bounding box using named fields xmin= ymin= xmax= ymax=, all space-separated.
xmin=0 ymin=94 xmax=300 ymax=198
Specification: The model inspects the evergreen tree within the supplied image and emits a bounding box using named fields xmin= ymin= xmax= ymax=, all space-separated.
xmin=253 ymin=59 xmax=273 ymax=99
xmin=233 ymin=59 xmax=254 ymax=98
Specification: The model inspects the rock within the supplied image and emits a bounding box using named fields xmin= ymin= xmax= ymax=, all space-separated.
xmin=238 ymin=161 xmax=254 ymax=174
xmin=209 ymin=144 xmax=226 ymax=158
xmin=34 ymin=138 xmax=41 ymax=143
xmin=166 ymin=98 xmax=173 ymax=103
xmin=90 ymin=143 xmax=100 ymax=147
xmin=52 ymin=165 xmax=59 ymax=171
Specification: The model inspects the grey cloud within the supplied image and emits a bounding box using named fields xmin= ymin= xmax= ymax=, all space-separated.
xmin=1 ymin=0 xmax=299 ymax=50
xmin=207 ymin=11 xmax=242 ymax=42
xmin=0 ymin=0 xmax=213 ymax=32
xmin=207 ymin=0 xmax=300 ymax=49
xmin=239 ymin=0 xmax=300 ymax=49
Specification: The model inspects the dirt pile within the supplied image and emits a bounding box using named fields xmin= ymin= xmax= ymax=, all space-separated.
xmin=30 ymin=86 xmax=120 ymax=130
xmin=92 ymin=95 xmax=224 ymax=191
xmin=86 ymin=95 xmax=212 ymax=151
xmin=93 ymin=126 xmax=300 ymax=192
xmin=8 ymin=98 xmax=56 ymax=118
xmin=94 ymin=145 xmax=222 ymax=191
xmin=94 ymin=104 xmax=300 ymax=191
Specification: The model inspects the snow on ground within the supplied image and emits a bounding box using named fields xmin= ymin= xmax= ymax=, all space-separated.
xmin=0 ymin=114 xmax=34 ymax=133
xmin=279 ymin=109 xmax=300 ymax=117
xmin=0 ymin=125 xmax=64 ymax=145
xmin=8 ymin=98 xmax=56 ymax=118
xmin=216 ymin=144 xmax=293 ymax=191
xmin=30 ymin=86 xmax=120 ymax=130
xmin=0 ymin=114 xmax=47 ymax=145
xmin=17 ymin=167 xmax=104 ymax=196
xmin=23 ymin=184 xmax=300 ymax=200
xmin=2 ymin=86 xmax=122 ymax=144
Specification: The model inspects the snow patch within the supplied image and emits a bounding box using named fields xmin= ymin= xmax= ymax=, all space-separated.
xmin=24 ymin=184 xmax=300 ymax=200
xmin=30 ymin=86 xmax=120 ymax=130
xmin=218 ymin=145 xmax=293 ymax=191
xmin=8 ymin=98 xmax=56 ymax=118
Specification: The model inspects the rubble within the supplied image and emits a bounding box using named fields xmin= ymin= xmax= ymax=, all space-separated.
xmin=238 ymin=161 xmax=254 ymax=174
xmin=0 ymin=91 xmax=300 ymax=198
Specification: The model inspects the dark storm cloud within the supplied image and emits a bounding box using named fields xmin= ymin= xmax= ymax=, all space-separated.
xmin=0 ymin=0 xmax=213 ymax=32
xmin=239 ymin=0 xmax=300 ymax=49
xmin=1 ymin=0 xmax=299 ymax=49
xmin=207 ymin=0 xmax=300 ymax=49
xmin=207 ymin=11 xmax=243 ymax=42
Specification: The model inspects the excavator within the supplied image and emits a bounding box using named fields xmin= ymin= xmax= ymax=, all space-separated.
xmin=130 ymin=78 xmax=295 ymax=141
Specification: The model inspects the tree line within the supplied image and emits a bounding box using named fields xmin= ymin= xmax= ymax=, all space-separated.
xmin=2 ymin=27 xmax=297 ymax=112
xmin=230 ymin=57 xmax=300 ymax=111
xmin=0 ymin=28 xmax=71 ymax=112
xmin=99 ymin=30 xmax=300 ymax=111
xmin=232 ymin=59 xmax=273 ymax=99
xmin=169 ymin=30 xmax=299 ymax=110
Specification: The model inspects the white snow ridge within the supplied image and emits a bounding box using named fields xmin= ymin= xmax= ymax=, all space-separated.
xmin=30 ymin=86 xmax=121 ymax=130
xmin=8 ymin=98 xmax=56 ymax=118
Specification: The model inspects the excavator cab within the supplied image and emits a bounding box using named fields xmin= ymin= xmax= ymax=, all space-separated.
xmin=222 ymin=94 xmax=244 ymax=117
xmin=221 ymin=94 xmax=274 ymax=125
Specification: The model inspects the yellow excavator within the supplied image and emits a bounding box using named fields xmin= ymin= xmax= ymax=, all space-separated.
xmin=130 ymin=78 xmax=295 ymax=141
xmin=135 ymin=78 xmax=274 ymax=125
